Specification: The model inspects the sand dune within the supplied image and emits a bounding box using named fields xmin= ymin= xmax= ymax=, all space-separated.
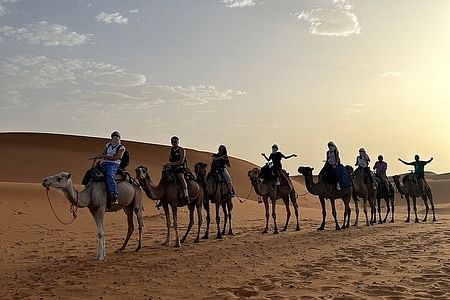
xmin=1 ymin=132 xmax=450 ymax=299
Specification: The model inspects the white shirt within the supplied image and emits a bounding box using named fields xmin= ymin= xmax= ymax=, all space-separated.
xmin=356 ymin=154 xmax=370 ymax=168
xmin=104 ymin=143 xmax=124 ymax=165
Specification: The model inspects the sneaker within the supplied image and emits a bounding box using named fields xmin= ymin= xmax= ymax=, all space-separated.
xmin=111 ymin=194 xmax=119 ymax=205
xmin=275 ymin=179 xmax=281 ymax=186
xmin=155 ymin=201 xmax=162 ymax=210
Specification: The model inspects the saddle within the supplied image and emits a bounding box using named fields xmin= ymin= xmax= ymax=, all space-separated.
xmin=81 ymin=164 xmax=129 ymax=186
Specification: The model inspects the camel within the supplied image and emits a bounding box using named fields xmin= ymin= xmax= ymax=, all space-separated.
xmin=346 ymin=166 xmax=377 ymax=226
xmin=393 ymin=174 xmax=436 ymax=223
xmin=135 ymin=165 xmax=203 ymax=247
xmin=374 ymin=175 xmax=395 ymax=223
xmin=194 ymin=162 xmax=211 ymax=239
xmin=194 ymin=162 xmax=233 ymax=239
xmin=297 ymin=166 xmax=352 ymax=230
xmin=42 ymin=172 xmax=144 ymax=261
xmin=247 ymin=167 xmax=300 ymax=234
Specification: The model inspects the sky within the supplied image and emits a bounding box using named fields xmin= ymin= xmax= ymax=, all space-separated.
xmin=0 ymin=0 xmax=449 ymax=174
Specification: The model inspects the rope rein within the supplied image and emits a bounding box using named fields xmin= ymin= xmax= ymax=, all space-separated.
xmin=46 ymin=188 xmax=78 ymax=225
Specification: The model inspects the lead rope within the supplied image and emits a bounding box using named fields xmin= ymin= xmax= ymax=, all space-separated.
xmin=46 ymin=188 xmax=78 ymax=225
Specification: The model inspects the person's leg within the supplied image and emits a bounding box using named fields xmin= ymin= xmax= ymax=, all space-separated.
xmin=223 ymin=169 xmax=234 ymax=196
xmin=103 ymin=162 xmax=119 ymax=204
xmin=178 ymin=172 xmax=189 ymax=200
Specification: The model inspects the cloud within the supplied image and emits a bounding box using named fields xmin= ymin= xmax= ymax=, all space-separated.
xmin=143 ymin=85 xmax=246 ymax=106
xmin=222 ymin=0 xmax=259 ymax=8
xmin=0 ymin=21 xmax=93 ymax=46
xmin=379 ymin=71 xmax=402 ymax=78
xmin=0 ymin=55 xmax=146 ymax=89
xmin=341 ymin=103 xmax=372 ymax=115
xmin=294 ymin=0 xmax=361 ymax=37
xmin=129 ymin=9 xmax=138 ymax=13
xmin=0 ymin=89 xmax=25 ymax=110
xmin=0 ymin=0 xmax=19 ymax=16
xmin=95 ymin=12 xmax=128 ymax=24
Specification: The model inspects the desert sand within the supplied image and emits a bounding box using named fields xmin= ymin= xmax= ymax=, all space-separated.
xmin=1 ymin=132 xmax=449 ymax=300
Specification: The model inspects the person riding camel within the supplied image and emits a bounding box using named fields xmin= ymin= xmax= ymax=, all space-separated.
xmin=355 ymin=148 xmax=375 ymax=188
xmin=373 ymin=155 xmax=389 ymax=190
xmin=211 ymin=145 xmax=234 ymax=197
xmin=99 ymin=131 xmax=125 ymax=205
xmin=398 ymin=155 xmax=433 ymax=192
xmin=166 ymin=136 xmax=190 ymax=202
xmin=261 ymin=144 xmax=297 ymax=186
xmin=320 ymin=141 xmax=340 ymax=187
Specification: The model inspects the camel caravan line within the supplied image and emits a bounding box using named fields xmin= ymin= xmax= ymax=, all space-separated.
xmin=42 ymin=159 xmax=436 ymax=261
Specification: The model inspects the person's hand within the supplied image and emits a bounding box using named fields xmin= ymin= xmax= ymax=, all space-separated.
xmin=398 ymin=158 xmax=401 ymax=161
xmin=261 ymin=153 xmax=265 ymax=157
xmin=293 ymin=154 xmax=298 ymax=157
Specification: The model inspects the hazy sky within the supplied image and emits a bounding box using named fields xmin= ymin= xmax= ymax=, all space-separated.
xmin=1 ymin=0 xmax=449 ymax=174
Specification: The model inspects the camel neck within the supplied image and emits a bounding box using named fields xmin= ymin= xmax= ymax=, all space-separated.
xmin=303 ymin=173 xmax=321 ymax=196
xmin=62 ymin=181 xmax=86 ymax=208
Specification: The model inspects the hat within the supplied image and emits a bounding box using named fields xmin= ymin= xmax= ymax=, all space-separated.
xmin=271 ymin=144 xmax=279 ymax=149
xmin=111 ymin=131 xmax=121 ymax=138
xmin=359 ymin=148 xmax=366 ymax=152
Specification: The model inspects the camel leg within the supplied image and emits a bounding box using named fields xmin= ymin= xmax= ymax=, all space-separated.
xmin=262 ymin=196 xmax=269 ymax=234
xmin=91 ymin=207 xmax=106 ymax=261
xmin=171 ymin=204 xmax=181 ymax=247
xmin=383 ymin=198 xmax=390 ymax=224
xmin=390 ymin=196 xmax=395 ymax=223
xmin=202 ymin=196 xmax=210 ymax=239
xmin=428 ymin=190 xmax=436 ymax=222
xmin=272 ymin=198 xmax=279 ymax=234
xmin=405 ymin=195 xmax=411 ymax=223
xmin=370 ymin=197 xmax=376 ymax=225
xmin=194 ymin=200 xmax=203 ymax=243
xmin=181 ymin=204 xmax=195 ymax=243
xmin=330 ymin=198 xmax=340 ymax=231
xmin=227 ymin=200 xmax=233 ymax=235
xmin=362 ymin=196 xmax=370 ymax=226
xmin=118 ymin=207 xmax=134 ymax=252
xmin=422 ymin=195 xmax=429 ymax=223
xmin=353 ymin=197 xmax=359 ymax=227
xmin=221 ymin=202 xmax=228 ymax=236
xmin=134 ymin=205 xmax=144 ymax=251
xmin=412 ymin=197 xmax=419 ymax=223
xmin=281 ymin=197 xmax=291 ymax=232
xmin=318 ymin=196 xmax=326 ymax=230
xmin=377 ymin=197 xmax=383 ymax=224
xmin=342 ymin=199 xmax=350 ymax=229
xmin=162 ymin=203 xmax=171 ymax=246
xmin=215 ymin=200 xmax=222 ymax=239
xmin=291 ymin=191 xmax=300 ymax=231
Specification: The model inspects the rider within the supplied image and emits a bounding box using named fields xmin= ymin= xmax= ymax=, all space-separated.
xmin=373 ymin=155 xmax=389 ymax=190
xmin=321 ymin=141 xmax=340 ymax=187
xmin=355 ymin=148 xmax=375 ymax=188
xmin=211 ymin=145 xmax=234 ymax=197
xmin=398 ymin=155 xmax=433 ymax=191
xmin=167 ymin=136 xmax=190 ymax=202
xmin=261 ymin=144 xmax=297 ymax=186
xmin=100 ymin=131 xmax=125 ymax=205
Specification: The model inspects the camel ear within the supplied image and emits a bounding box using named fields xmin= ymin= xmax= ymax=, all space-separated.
xmin=311 ymin=168 xmax=314 ymax=171
xmin=66 ymin=173 xmax=72 ymax=179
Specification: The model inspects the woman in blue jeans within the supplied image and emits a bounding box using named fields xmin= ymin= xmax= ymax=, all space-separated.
xmin=100 ymin=131 xmax=125 ymax=205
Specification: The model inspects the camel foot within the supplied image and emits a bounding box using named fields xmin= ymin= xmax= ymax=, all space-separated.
xmin=295 ymin=226 xmax=300 ymax=231
xmin=280 ymin=227 xmax=287 ymax=232
xmin=390 ymin=219 xmax=394 ymax=223
xmin=273 ymin=230 xmax=279 ymax=234
xmin=317 ymin=226 xmax=325 ymax=231
xmin=335 ymin=226 xmax=341 ymax=231
xmin=115 ymin=248 xmax=124 ymax=253
xmin=221 ymin=230 xmax=226 ymax=236
xmin=162 ymin=241 xmax=170 ymax=247
xmin=228 ymin=230 xmax=234 ymax=235
xmin=378 ymin=220 xmax=383 ymax=224
xmin=95 ymin=255 xmax=105 ymax=261
xmin=262 ymin=229 xmax=268 ymax=234
xmin=433 ymin=217 xmax=437 ymax=222
xmin=405 ymin=219 xmax=410 ymax=223
xmin=352 ymin=222 xmax=358 ymax=227
xmin=174 ymin=241 xmax=181 ymax=248
xmin=415 ymin=219 xmax=419 ymax=223
xmin=201 ymin=234 xmax=209 ymax=240
xmin=422 ymin=218 xmax=427 ymax=223
xmin=135 ymin=244 xmax=142 ymax=252
xmin=216 ymin=234 xmax=223 ymax=239
xmin=193 ymin=238 xmax=200 ymax=243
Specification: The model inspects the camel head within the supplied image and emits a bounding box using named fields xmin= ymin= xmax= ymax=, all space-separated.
xmin=135 ymin=165 xmax=150 ymax=181
xmin=194 ymin=162 xmax=207 ymax=177
xmin=42 ymin=172 xmax=72 ymax=190
xmin=247 ymin=168 xmax=260 ymax=185
xmin=297 ymin=166 xmax=314 ymax=176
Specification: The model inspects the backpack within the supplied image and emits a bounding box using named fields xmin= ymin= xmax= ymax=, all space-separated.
xmin=107 ymin=143 xmax=130 ymax=170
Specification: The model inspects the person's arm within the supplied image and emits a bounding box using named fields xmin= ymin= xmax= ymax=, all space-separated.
xmin=168 ymin=148 xmax=186 ymax=166
xmin=282 ymin=153 xmax=297 ymax=159
xmin=105 ymin=147 xmax=124 ymax=161
xmin=426 ymin=157 xmax=434 ymax=164
xmin=398 ymin=158 xmax=413 ymax=165
xmin=225 ymin=156 xmax=231 ymax=167
xmin=261 ymin=153 xmax=269 ymax=161
xmin=355 ymin=156 xmax=358 ymax=166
